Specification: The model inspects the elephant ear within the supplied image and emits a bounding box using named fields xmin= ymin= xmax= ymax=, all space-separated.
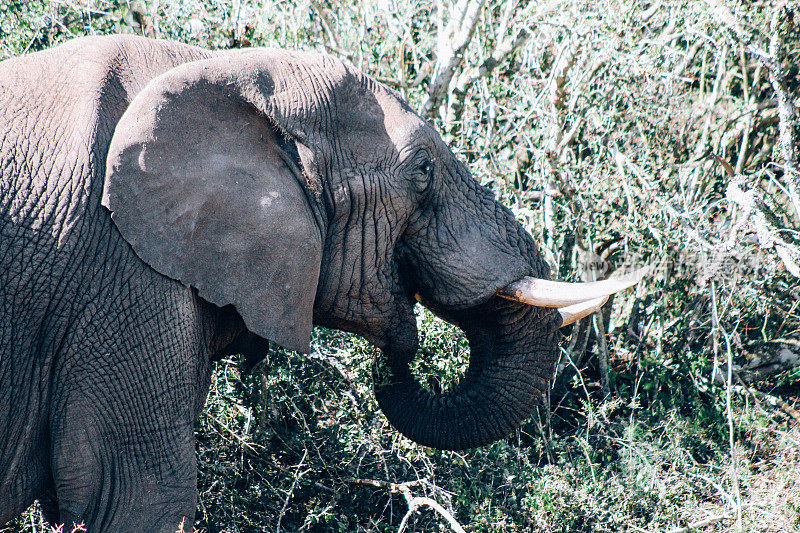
xmin=103 ymin=56 xmax=324 ymax=353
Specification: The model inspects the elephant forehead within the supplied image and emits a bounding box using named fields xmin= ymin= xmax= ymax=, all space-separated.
xmin=322 ymin=86 xmax=426 ymax=159
xmin=330 ymin=89 xmax=428 ymax=159
xmin=259 ymin=52 xmax=424 ymax=144
xmin=364 ymin=84 xmax=425 ymax=137
xmin=385 ymin=115 xmax=430 ymax=151
xmin=221 ymin=48 xmax=430 ymax=159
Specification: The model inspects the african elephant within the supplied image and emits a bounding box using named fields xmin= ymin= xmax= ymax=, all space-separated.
xmin=0 ymin=35 xmax=637 ymax=531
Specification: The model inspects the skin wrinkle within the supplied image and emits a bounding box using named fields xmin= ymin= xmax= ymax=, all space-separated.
xmin=39 ymin=88 xmax=89 ymax=234
xmin=416 ymin=393 xmax=435 ymax=445
xmin=472 ymin=387 xmax=505 ymax=441
xmin=373 ymin=174 xmax=386 ymax=274
xmin=373 ymin=180 xmax=395 ymax=299
xmin=82 ymin=68 xmax=203 ymax=458
xmin=308 ymin=66 xmax=429 ymax=340
xmin=356 ymin=173 xmax=370 ymax=308
xmin=318 ymin=145 xmax=405 ymax=338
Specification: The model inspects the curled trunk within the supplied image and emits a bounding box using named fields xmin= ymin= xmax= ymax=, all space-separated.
xmin=374 ymin=297 xmax=560 ymax=450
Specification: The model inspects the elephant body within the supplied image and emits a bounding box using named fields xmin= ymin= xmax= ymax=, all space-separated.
xmin=0 ymin=37 xmax=233 ymax=528
xmin=0 ymin=35 xmax=560 ymax=531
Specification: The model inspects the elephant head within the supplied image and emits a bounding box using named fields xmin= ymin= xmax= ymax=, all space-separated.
xmin=103 ymin=48 xmax=637 ymax=450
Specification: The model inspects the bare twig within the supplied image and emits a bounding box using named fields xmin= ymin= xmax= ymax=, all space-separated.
xmin=541 ymin=39 xmax=581 ymax=251
xmin=205 ymin=412 xmax=263 ymax=456
xmin=766 ymin=4 xmax=800 ymax=220
xmin=376 ymin=63 xmax=432 ymax=89
xmin=451 ymin=26 xmax=533 ymax=101
xmin=347 ymin=478 xmax=466 ymax=533
xmin=773 ymin=395 xmax=800 ymax=424
xmin=309 ymin=0 xmax=354 ymax=61
xmin=150 ymin=0 xmax=160 ymax=37
xmin=724 ymin=175 xmax=800 ymax=277
xmin=734 ymin=383 xmax=800 ymax=424
xmin=397 ymin=496 xmax=465 ymax=533
xmin=276 ymin=449 xmax=309 ymax=533
xmin=666 ymin=512 xmax=731 ymax=533
xmin=705 ymin=0 xmax=800 ymax=219
xmin=710 ymin=281 xmax=743 ymax=531
xmin=593 ymin=305 xmax=611 ymax=398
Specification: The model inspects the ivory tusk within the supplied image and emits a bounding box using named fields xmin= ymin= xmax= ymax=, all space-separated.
xmin=558 ymin=296 xmax=609 ymax=327
xmin=497 ymin=264 xmax=652 ymax=308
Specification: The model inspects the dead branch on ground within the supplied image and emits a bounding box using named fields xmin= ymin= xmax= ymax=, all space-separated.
xmin=347 ymin=478 xmax=466 ymax=533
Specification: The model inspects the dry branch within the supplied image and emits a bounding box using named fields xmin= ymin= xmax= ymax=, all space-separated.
xmin=739 ymin=339 xmax=800 ymax=382
xmin=757 ymin=389 xmax=800 ymax=424
xmin=420 ymin=0 xmax=487 ymax=119
xmin=724 ymin=174 xmax=800 ymax=277
xmin=451 ymin=26 xmax=533 ymax=105
xmin=376 ymin=63 xmax=432 ymax=89
xmin=347 ymin=478 xmax=466 ymax=533
xmin=666 ymin=513 xmax=731 ymax=533
xmin=705 ymin=0 xmax=800 ymax=220
xmin=276 ymin=449 xmax=309 ymax=533
xmin=766 ymin=5 xmax=800 ymax=221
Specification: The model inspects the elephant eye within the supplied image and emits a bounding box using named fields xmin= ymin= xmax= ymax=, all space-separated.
xmin=411 ymin=155 xmax=434 ymax=192
xmin=419 ymin=159 xmax=433 ymax=177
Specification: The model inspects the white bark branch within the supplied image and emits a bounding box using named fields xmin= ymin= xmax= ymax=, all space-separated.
xmin=398 ymin=496 xmax=466 ymax=533
xmin=725 ymin=176 xmax=800 ymax=277
xmin=420 ymin=0 xmax=487 ymax=119
xmin=705 ymin=0 xmax=800 ymax=220
xmin=347 ymin=478 xmax=466 ymax=533
xmin=766 ymin=4 xmax=800 ymax=220
xmin=452 ymin=26 xmax=533 ymax=98
xmin=666 ymin=513 xmax=731 ymax=533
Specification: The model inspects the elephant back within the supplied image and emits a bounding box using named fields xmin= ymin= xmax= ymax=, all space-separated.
xmin=0 ymin=35 xmax=209 ymax=243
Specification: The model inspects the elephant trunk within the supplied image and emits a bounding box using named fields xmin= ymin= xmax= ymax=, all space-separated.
xmin=374 ymin=297 xmax=560 ymax=450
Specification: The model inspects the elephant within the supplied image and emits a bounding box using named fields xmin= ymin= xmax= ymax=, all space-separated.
xmin=0 ymin=35 xmax=639 ymax=531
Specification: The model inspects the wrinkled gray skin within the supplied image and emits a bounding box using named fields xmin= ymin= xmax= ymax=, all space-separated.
xmin=0 ymin=36 xmax=560 ymax=531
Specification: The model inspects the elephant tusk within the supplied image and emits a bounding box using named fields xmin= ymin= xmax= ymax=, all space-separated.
xmin=558 ymin=296 xmax=609 ymax=327
xmin=496 ymin=264 xmax=652 ymax=308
